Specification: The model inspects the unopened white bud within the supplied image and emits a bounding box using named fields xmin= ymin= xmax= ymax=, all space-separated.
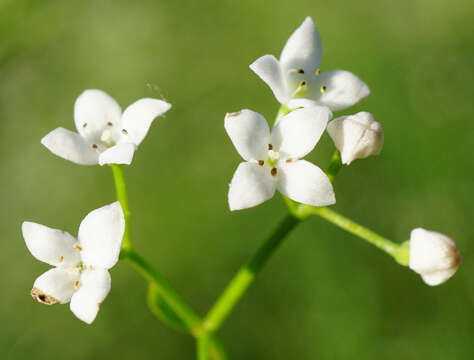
xmin=327 ymin=112 xmax=383 ymax=165
xmin=409 ymin=228 xmax=461 ymax=286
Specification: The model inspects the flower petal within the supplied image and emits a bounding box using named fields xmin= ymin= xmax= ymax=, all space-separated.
xmin=74 ymin=89 xmax=122 ymax=141
xmin=249 ymin=55 xmax=289 ymax=104
xmin=98 ymin=143 xmax=136 ymax=166
xmin=41 ymin=127 xmax=99 ymax=165
xmin=280 ymin=17 xmax=322 ymax=74
xmin=120 ymin=98 xmax=171 ymax=146
xmin=32 ymin=268 xmax=79 ymax=305
xmin=70 ymin=269 xmax=111 ymax=324
xmin=225 ymin=109 xmax=270 ymax=161
xmin=22 ymin=222 xmax=81 ymax=267
xmin=315 ymin=70 xmax=370 ymax=111
xmin=271 ymin=106 xmax=331 ymax=159
xmin=228 ymin=162 xmax=275 ymax=211
xmin=277 ymin=160 xmax=335 ymax=206
xmin=78 ymin=202 xmax=124 ymax=269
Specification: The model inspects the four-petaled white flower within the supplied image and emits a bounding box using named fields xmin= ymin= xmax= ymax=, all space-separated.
xmin=22 ymin=202 xmax=124 ymax=324
xmin=250 ymin=17 xmax=370 ymax=111
xmin=41 ymin=89 xmax=171 ymax=166
xmin=225 ymin=107 xmax=336 ymax=211
xmin=327 ymin=111 xmax=383 ymax=165
xmin=409 ymin=228 xmax=461 ymax=286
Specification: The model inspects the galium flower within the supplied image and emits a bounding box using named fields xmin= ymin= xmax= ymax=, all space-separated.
xmin=250 ymin=17 xmax=370 ymax=111
xmin=409 ymin=228 xmax=461 ymax=286
xmin=41 ymin=89 xmax=171 ymax=166
xmin=225 ymin=107 xmax=335 ymax=210
xmin=327 ymin=111 xmax=383 ymax=165
xmin=22 ymin=202 xmax=124 ymax=324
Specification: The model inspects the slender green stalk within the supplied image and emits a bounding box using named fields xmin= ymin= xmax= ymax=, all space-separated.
xmin=203 ymin=214 xmax=301 ymax=333
xmin=121 ymin=249 xmax=204 ymax=335
xmin=197 ymin=334 xmax=210 ymax=360
xmin=110 ymin=164 xmax=131 ymax=250
xmin=303 ymin=206 xmax=404 ymax=263
xmin=326 ymin=150 xmax=342 ymax=183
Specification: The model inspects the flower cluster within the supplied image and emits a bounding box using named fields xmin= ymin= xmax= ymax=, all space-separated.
xmin=22 ymin=15 xmax=461 ymax=330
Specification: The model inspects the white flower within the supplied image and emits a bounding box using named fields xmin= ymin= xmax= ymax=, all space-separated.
xmin=22 ymin=202 xmax=124 ymax=324
xmin=250 ymin=17 xmax=370 ymax=111
xmin=225 ymin=107 xmax=335 ymax=210
xmin=327 ymin=111 xmax=383 ymax=165
xmin=409 ymin=228 xmax=461 ymax=286
xmin=41 ymin=89 xmax=171 ymax=166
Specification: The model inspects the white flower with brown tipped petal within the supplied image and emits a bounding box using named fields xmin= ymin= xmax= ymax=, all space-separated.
xmin=22 ymin=202 xmax=124 ymax=324
xmin=409 ymin=228 xmax=461 ymax=286
xmin=225 ymin=107 xmax=335 ymax=210
xmin=41 ymin=89 xmax=171 ymax=165
xmin=250 ymin=17 xmax=370 ymax=111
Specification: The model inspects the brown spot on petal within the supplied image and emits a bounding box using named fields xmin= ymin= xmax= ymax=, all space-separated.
xmin=31 ymin=288 xmax=59 ymax=305
xmin=271 ymin=167 xmax=277 ymax=176
xmin=226 ymin=111 xmax=241 ymax=117
xmin=258 ymin=160 xmax=264 ymax=166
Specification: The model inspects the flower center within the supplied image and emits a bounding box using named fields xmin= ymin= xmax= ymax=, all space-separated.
xmin=257 ymin=144 xmax=280 ymax=176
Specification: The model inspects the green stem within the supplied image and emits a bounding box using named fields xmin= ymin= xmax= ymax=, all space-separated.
xmin=121 ymin=249 xmax=204 ymax=335
xmin=197 ymin=334 xmax=210 ymax=360
xmin=203 ymin=214 xmax=301 ymax=333
xmin=109 ymin=164 xmax=131 ymax=250
xmin=326 ymin=150 xmax=342 ymax=183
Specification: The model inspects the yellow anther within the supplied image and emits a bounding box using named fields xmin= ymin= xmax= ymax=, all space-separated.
xmin=315 ymin=69 xmax=321 ymax=75
xmin=320 ymin=85 xmax=327 ymax=93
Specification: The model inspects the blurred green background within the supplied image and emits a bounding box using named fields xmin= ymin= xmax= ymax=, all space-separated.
xmin=1 ymin=0 xmax=473 ymax=359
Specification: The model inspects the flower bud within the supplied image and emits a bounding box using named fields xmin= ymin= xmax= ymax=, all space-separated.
xmin=327 ymin=112 xmax=383 ymax=165
xmin=409 ymin=228 xmax=461 ymax=286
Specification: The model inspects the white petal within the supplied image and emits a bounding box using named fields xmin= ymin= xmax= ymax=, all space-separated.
xmin=225 ymin=109 xmax=270 ymax=161
xmin=98 ymin=143 xmax=136 ymax=166
xmin=280 ymin=17 xmax=322 ymax=74
xmin=420 ymin=267 xmax=459 ymax=286
xmin=249 ymin=55 xmax=289 ymax=104
xmin=70 ymin=269 xmax=111 ymax=324
xmin=277 ymin=160 xmax=335 ymax=206
xmin=32 ymin=268 xmax=79 ymax=304
xmin=41 ymin=127 xmax=99 ymax=165
xmin=271 ymin=106 xmax=331 ymax=159
xmin=22 ymin=222 xmax=81 ymax=267
xmin=120 ymin=98 xmax=171 ymax=146
xmin=327 ymin=112 xmax=383 ymax=165
xmin=315 ymin=70 xmax=370 ymax=111
xmin=74 ymin=89 xmax=122 ymax=140
xmin=287 ymin=98 xmax=324 ymax=110
xmin=78 ymin=202 xmax=124 ymax=269
xmin=228 ymin=162 xmax=275 ymax=211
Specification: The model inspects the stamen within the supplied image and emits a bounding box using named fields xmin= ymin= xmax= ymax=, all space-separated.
xmin=83 ymin=123 xmax=88 ymax=128
xmin=107 ymin=122 xmax=113 ymax=126
xmin=320 ymin=86 xmax=327 ymax=93
xmin=297 ymin=69 xmax=304 ymax=74
xmin=291 ymin=81 xmax=307 ymax=97
xmin=268 ymin=144 xmax=273 ymax=150
xmin=258 ymin=160 xmax=264 ymax=166
xmin=271 ymin=168 xmax=277 ymax=176
xmin=92 ymin=144 xmax=98 ymax=149
xmin=74 ymin=245 xmax=83 ymax=251
xmin=286 ymin=158 xmax=293 ymax=163
xmin=122 ymin=129 xmax=128 ymax=135
xmin=74 ymin=281 xmax=79 ymax=287
xmin=315 ymin=69 xmax=321 ymax=75
xmin=59 ymin=256 xmax=64 ymax=263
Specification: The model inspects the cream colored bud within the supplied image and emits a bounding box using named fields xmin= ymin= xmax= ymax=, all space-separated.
xmin=409 ymin=228 xmax=461 ymax=286
xmin=327 ymin=112 xmax=383 ymax=165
